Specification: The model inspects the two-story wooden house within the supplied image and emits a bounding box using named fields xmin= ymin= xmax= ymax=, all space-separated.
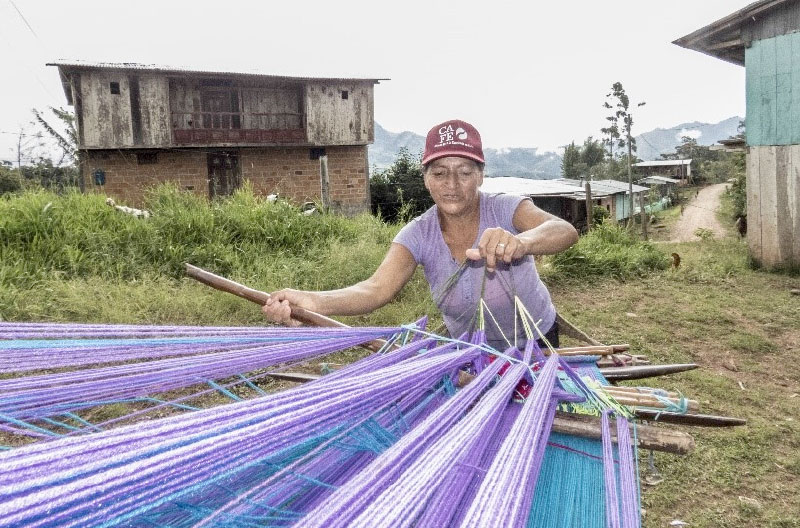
xmin=48 ymin=61 xmax=384 ymax=214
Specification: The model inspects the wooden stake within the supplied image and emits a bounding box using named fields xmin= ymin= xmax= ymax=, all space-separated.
xmin=585 ymin=181 xmax=593 ymax=231
xmin=601 ymin=363 xmax=698 ymax=381
xmin=319 ymin=155 xmax=330 ymax=210
xmin=640 ymin=191 xmax=648 ymax=240
xmin=550 ymin=344 xmax=630 ymax=356
xmin=555 ymin=313 xmax=602 ymax=346
xmin=552 ymin=411 xmax=694 ymax=455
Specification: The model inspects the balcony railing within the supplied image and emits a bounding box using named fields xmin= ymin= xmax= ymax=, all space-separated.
xmin=171 ymin=111 xmax=306 ymax=144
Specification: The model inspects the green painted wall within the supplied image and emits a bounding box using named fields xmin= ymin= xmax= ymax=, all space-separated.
xmin=745 ymin=33 xmax=800 ymax=146
xmin=615 ymin=194 xmax=629 ymax=221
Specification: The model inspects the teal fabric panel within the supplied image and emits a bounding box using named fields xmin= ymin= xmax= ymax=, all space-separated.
xmin=746 ymin=41 xmax=762 ymax=145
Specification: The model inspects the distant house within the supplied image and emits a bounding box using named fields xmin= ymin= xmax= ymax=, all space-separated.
xmin=480 ymin=177 xmax=648 ymax=230
xmin=633 ymin=159 xmax=692 ymax=184
xmin=480 ymin=178 xmax=587 ymax=226
xmin=674 ymin=0 xmax=800 ymax=268
xmin=48 ymin=61 xmax=385 ymax=214
xmin=571 ymin=179 xmax=650 ymax=222
xmin=636 ymin=175 xmax=680 ymax=199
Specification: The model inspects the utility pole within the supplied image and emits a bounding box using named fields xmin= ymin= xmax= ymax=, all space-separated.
xmin=640 ymin=191 xmax=648 ymax=240
xmin=585 ymin=180 xmax=593 ymax=232
xmin=627 ymin=124 xmax=634 ymax=227
xmin=319 ymin=155 xmax=330 ymax=210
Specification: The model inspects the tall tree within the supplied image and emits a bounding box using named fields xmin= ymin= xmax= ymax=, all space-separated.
xmin=32 ymin=107 xmax=78 ymax=166
xmin=32 ymin=106 xmax=81 ymax=190
xmin=581 ymin=136 xmax=605 ymax=170
xmin=561 ymin=141 xmax=583 ymax=179
xmin=603 ymin=82 xmax=645 ymax=223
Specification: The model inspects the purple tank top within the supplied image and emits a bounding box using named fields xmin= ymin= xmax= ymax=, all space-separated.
xmin=393 ymin=192 xmax=556 ymax=349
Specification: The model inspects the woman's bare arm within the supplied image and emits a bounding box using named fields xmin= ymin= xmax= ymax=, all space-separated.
xmin=466 ymin=199 xmax=578 ymax=271
xmin=262 ymin=243 xmax=418 ymax=324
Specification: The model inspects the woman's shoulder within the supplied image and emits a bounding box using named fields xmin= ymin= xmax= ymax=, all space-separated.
xmin=403 ymin=204 xmax=439 ymax=230
xmin=395 ymin=204 xmax=437 ymax=240
xmin=481 ymin=192 xmax=527 ymax=228
xmin=481 ymin=191 xmax=526 ymax=207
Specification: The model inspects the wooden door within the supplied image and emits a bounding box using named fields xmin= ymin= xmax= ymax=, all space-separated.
xmin=207 ymin=151 xmax=241 ymax=199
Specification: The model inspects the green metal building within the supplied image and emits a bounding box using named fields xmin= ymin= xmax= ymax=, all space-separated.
xmin=675 ymin=0 xmax=800 ymax=269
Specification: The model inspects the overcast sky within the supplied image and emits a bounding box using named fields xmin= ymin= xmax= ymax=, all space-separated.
xmin=0 ymin=0 xmax=753 ymax=164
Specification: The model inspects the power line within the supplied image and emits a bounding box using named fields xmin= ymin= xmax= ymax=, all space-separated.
xmin=8 ymin=0 xmax=38 ymax=39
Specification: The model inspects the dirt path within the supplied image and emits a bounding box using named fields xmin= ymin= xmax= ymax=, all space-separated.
xmin=669 ymin=183 xmax=729 ymax=242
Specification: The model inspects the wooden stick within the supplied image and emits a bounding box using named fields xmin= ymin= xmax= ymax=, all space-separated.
xmin=268 ymin=372 xmax=321 ymax=383
xmin=598 ymin=391 xmax=700 ymax=412
xmin=601 ymin=386 xmax=682 ymax=399
xmin=552 ymin=411 xmax=694 ymax=455
xmin=632 ymin=409 xmax=746 ymax=427
xmin=551 ymin=344 xmax=630 ymax=356
xmin=596 ymin=356 xmax=651 ymax=368
xmin=185 ymin=264 xmax=390 ymax=353
xmin=555 ymin=313 xmax=602 ymax=346
xmin=601 ymin=364 xmax=699 ymax=381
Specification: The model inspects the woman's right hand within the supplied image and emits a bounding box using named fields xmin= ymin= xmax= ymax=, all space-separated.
xmin=261 ymin=289 xmax=317 ymax=327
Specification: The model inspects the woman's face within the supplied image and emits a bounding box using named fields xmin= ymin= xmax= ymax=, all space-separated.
xmin=423 ymin=157 xmax=483 ymax=216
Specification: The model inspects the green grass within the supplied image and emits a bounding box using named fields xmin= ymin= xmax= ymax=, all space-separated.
xmin=552 ymin=236 xmax=800 ymax=527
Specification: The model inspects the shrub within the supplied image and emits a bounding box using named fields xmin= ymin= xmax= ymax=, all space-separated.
xmin=727 ymin=169 xmax=746 ymax=219
xmin=0 ymin=167 xmax=21 ymax=196
xmin=370 ymin=148 xmax=431 ymax=222
xmin=546 ymin=222 xmax=669 ymax=281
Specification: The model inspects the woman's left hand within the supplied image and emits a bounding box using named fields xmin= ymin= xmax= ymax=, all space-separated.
xmin=465 ymin=228 xmax=526 ymax=272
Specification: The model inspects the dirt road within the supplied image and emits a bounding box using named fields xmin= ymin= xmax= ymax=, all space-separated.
xmin=670 ymin=183 xmax=729 ymax=242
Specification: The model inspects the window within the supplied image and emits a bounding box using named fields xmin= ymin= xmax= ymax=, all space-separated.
xmin=201 ymin=89 xmax=241 ymax=129
xmin=110 ymin=82 xmax=120 ymax=95
xmin=137 ymin=152 xmax=158 ymax=165
xmin=310 ymin=147 xmax=326 ymax=160
xmin=341 ymin=90 xmax=349 ymax=100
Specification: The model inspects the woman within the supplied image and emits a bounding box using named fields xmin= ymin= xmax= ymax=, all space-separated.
xmin=263 ymin=120 xmax=578 ymax=350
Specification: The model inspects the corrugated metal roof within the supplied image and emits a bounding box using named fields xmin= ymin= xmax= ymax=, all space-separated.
xmin=556 ymin=179 xmax=649 ymax=196
xmin=633 ymin=159 xmax=692 ymax=167
xmin=481 ymin=177 xmax=648 ymax=198
xmin=480 ymin=177 xmax=582 ymax=197
xmin=590 ymin=180 xmax=649 ymax=195
xmin=47 ymin=60 xmax=389 ymax=83
xmin=637 ymin=175 xmax=681 ymax=184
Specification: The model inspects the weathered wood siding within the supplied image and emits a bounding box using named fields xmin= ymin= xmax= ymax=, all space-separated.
xmin=240 ymin=86 xmax=303 ymax=129
xmin=138 ymin=75 xmax=171 ymax=146
xmin=305 ymin=82 xmax=373 ymax=145
xmin=741 ymin=1 xmax=800 ymax=44
xmin=168 ymin=81 xmax=197 ymax=130
xmin=168 ymin=80 xmax=304 ymax=132
xmin=72 ymin=69 xmax=375 ymax=151
xmin=747 ymin=145 xmax=800 ymax=268
xmin=745 ymin=32 xmax=800 ymax=146
xmin=80 ymin=71 xmax=134 ymax=148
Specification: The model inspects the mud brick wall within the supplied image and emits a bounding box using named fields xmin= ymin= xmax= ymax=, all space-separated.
xmin=82 ymin=145 xmax=370 ymax=215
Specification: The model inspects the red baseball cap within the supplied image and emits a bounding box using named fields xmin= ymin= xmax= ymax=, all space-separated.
xmin=421 ymin=119 xmax=484 ymax=165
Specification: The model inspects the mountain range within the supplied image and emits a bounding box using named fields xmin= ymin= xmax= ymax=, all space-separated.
xmin=368 ymin=116 xmax=743 ymax=179
xmin=634 ymin=116 xmax=743 ymax=161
